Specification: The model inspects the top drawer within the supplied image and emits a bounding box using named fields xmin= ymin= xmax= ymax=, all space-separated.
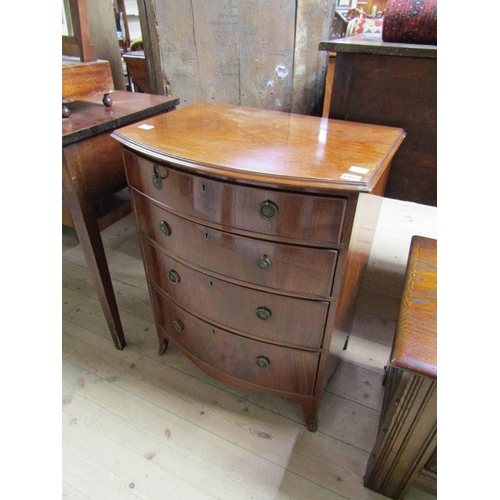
xmin=123 ymin=149 xmax=347 ymax=246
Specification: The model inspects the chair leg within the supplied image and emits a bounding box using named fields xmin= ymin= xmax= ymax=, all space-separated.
xmin=63 ymin=154 xmax=126 ymax=350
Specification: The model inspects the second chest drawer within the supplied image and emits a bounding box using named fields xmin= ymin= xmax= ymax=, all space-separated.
xmin=142 ymin=242 xmax=329 ymax=349
xmin=133 ymin=191 xmax=338 ymax=298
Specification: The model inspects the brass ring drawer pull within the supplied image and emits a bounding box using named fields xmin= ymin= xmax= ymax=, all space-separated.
xmin=256 ymin=307 xmax=272 ymax=321
xmin=159 ymin=220 xmax=172 ymax=236
xmin=168 ymin=270 xmax=181 ymax=284
xmin=173 ymin=319 xmax=184 ymax=332
xmin=259 ymin=200 xmax=279 ymax=220
xmin=152 ymin=164 xmax=163 ymax=190
xmin=255 ymin=356 xmax=270 ymax=369
xmin=257 ymin=255 xmax=272 ymax=270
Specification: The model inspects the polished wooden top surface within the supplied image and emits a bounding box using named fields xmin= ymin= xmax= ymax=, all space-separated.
xmin=111 ymin=103 xmax=405 ymax=193
xmin=392 ymin=236 xmax=437 ymax=379
xmin=319 ymin=35 xmax=437 ymax=59
xmin=63 ymin=91 xmax=179 ymax=147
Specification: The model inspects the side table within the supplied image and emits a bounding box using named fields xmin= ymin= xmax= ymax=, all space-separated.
xmin=62 ymin=90 xmax=179 ymax=350
xmin=318 ymin=35 xmax=437 ymax=206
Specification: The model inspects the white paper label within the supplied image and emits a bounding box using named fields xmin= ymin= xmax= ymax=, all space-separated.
xmin=340 ymin=173 xmax=362 ymax=181
xmin=349 ymin=166 xmax=370 ymax=174
xmin=138 ymin=124 xmax=155 ymax=130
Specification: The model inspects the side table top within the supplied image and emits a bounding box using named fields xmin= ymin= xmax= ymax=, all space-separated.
xmin=391 ymin=236 xmax=437 ymax=379
xmin=62 ymin=91 xmax=179 ymax=147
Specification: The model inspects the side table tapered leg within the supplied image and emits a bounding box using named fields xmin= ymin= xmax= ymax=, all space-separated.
xmin=62 ymin=153 xmax=126 ymax=350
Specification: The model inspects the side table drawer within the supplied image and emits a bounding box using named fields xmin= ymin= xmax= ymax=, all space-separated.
xmin=133 ymin=191 xmax=338 ymax=298
xmin=124 ymin=149 xmax=347 ymax=245
xmin=142 ymin=242 xmax=329 ymax=349
xmin=151 ymin=289 xmax=320 ymax=396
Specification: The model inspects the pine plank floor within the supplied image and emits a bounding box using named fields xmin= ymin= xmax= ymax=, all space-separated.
xmin=62 ymin=197 xmax=437 ymax=500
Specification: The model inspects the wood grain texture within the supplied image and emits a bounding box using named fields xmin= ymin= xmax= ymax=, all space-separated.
xmin=136 ymin=0 xmax=166 ymax=95
xmin=364 ymin=235 xmax=437 ymax=499
xmin=86 ymin=0 xmax=127 ymax=90
xmin=391 ymin=236 xmax=437 ymax=379
xmin=140 ymin=0 xmax=334 ymax=112
xmin=62 ymin=91 xmax=178 ymax=349
xmin=364 ymin=370 xmax=437 ymax=499
xmin=141 ymin=242 xmax=329 ymax=349
xmin=112 ymin=102 xmax=405 ymax=193
xmin=292 ymin=0 xmax=334 ymax=115
xmin=115 ymin=102 xmax=404 ymax=431
xmin=151 ymin=287 xmax=320 ymax=396
xmin=318 ymin=36 xmax=437 ymax=58
xmin=62 ymin=58 xmax=114 ymax=104
xmin=319 ymin=35 xmax=436 ymax=206
xmin=123 ymin=51 xmax=152 ymax=93
xmin=62 ymin=197 xmax=437 ymax=499
xmin=238 ymin=0 xmax=296 ymax=111
xmin=62 ymin=153 xmax=126 ymax=350
xmin=62 ymin=0 xmax=94 ymax=61
xmin=130 ymin=191 xmax=338 ymax=298
xmin=150 ymin=0 xmax=241 ymax=106
xmin=63 ymin=91 xmax=179 ymax=146
xmin=123 ymin=148 xmax=348 ymax=245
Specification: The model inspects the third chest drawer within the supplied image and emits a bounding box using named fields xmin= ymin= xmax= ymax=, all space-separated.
xmin=142 ymin=242 xmax=329 ymax=349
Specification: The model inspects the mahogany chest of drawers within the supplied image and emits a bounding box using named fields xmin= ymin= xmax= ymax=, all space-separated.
xmin=112 ymin=103 xmax=405 ymax=431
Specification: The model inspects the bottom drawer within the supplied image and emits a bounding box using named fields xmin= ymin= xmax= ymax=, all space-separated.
xmin=151 ymin=288 xmax=319 ymax=396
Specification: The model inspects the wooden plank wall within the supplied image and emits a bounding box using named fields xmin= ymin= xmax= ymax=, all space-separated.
xmin=87 ymin=0 xmax=126 ymax=90
xmin=292 ymin=0 xmax=334 ymax=115
xmin=140 ymin=0 xmax=334 ymax=114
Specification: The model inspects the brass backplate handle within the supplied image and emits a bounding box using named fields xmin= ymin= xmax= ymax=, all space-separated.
xmin=255 ymin=356 xmax=270 ymax=369
xmin=159 ymin=220 xmax=172 ymax=236
xmin=256 ymin=307 xmax=272 ymax=321
xmin=173 ymin=319 xmax=184 ymax=332
xmin=168 ymin=270 xmax=181 ymax=284
xmin=257 ymin=256 xmax=272 ymax=270
xmin=259 ymin=200 xmax=279 ymax=220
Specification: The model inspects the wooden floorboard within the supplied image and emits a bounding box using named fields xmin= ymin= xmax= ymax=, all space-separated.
xmin=62 ymin=197 xmax=437 ymax=500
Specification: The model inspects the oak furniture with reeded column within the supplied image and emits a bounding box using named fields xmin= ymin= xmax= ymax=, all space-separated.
xmin=364 ymin=235 xmax=437 ymax=498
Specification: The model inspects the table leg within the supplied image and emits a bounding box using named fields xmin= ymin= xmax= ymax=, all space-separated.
xmin=62 ymin=153 xmax=126 ymax=350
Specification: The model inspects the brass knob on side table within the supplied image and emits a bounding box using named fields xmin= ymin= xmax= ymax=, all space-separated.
xmin=256 ymin=307 xmax=272 ymax=321
xmin=167 ymin=270 xmax=181 ymax=284
xmin=259 ymin=200 xmax=279 ymax=220
xmin=102 ymin=93 xmax=113 ymax=107
xmin=173 ymin=319 xmax=184 ymax=332
xmin=255 ymin=356 xmax=270 ymax=369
